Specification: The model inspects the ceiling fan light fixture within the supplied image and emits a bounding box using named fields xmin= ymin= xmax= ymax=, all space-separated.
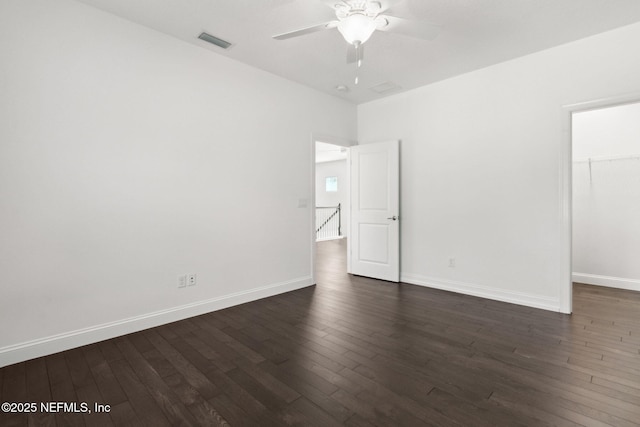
xmin=337 ymin=13 xmax=377 ymax=45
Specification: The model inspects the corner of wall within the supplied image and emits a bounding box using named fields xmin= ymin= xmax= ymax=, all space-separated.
xmin=401 ymin=273 xmax=562 ymax=313
xmin=572 ymin=273 xmax=640 ymax=292
xmin=0 ymin=277 xmax=313 ymax=368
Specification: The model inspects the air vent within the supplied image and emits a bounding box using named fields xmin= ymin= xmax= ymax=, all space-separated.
xmin=369 ymin=81 xmax=402 ymax=94
xmin=198 ymin=32 xmax=232 ymax=49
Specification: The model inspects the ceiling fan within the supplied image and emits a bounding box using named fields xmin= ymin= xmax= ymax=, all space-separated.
xmin=273 ymin=1 xmax=439 ymax=68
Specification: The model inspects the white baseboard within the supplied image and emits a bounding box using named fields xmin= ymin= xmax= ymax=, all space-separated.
xmin=401 ymin=273 xmax=561 ymax=312
xmin=0 ymin=276 xmax=313 ymax=368
xmin=572 ymin=273 xmax=640 ymax=292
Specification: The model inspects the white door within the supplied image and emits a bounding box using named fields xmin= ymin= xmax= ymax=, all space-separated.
xmin=349 ymin=140 xmax=400 ymax=282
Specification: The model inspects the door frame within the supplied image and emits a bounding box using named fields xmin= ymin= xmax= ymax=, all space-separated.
xmin=310 ymin=133 xmax=356 ymax=285
xmin=560 ymin=91 xmax=640 ymax=314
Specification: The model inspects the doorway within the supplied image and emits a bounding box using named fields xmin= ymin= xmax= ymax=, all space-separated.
xmin=315 ymin=141 xmax=349 ymax=242
xmin=562 ymin=93 xmax=640 ymax=313
xmin=311 ymin=135 xmax=354 ymax=284
xmin=572 ymin=101 xmax=640 ymax=292
xmin=311 ymin=136 xmax=401 ymax=285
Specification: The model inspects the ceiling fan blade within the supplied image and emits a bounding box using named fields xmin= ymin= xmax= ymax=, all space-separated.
xmin=319 ymin=0 xmax=349 ymax=9
xmin=273 ymin=21 xmax=336 ymax=40
xmin=378 ymin=15 xmax=440 ymax=40
xmin=346 ymin=44 xmax=365 ymax=64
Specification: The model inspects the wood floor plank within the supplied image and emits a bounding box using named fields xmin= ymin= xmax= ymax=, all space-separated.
xmin=182 ymin=330 xmax=236 ymax=373
xmin=231 ymin=357 xmax=301 ymax=404
xmin=126 ymin=332 xmax=155 ymax=355
xmin=144 ymin=332 xmax=221 ymax=400
xmin=592 ymin=375 xmax=640 ymax=399
xmin=420 ymin=387 xmax=530 ymax=427
xmin=45 ymin=353 xmax=84 ymax=427
xmin=0 ymin=363 xmax=28 ymax=427
xmin=330 ymin=389 xmax=397 ymax=427
xmin=97 ymin=340 xmax=124 ymax=363
xmin=82 ymin=345 xmax=128 ymax=406
xmin=202 ymin=367 xmax=283 ymax=427
xmin=344 ymin=414 xmax=377 ymax=427
xmin=139 ymin=348 xmax=178 ymax=379
xmin=64 ymin=348 xmax=95 ymax=390
xmin=107 ymin=402 xmax=142 ymax=427
xmin=220 ymin=326 xmax=290 ymax=364
xmin=109 ymin=358 xmax=172 ymax=427
xmin=489 ymin=391 xmax=582 ymax=427
xmin=194 ymin=322 xmax=266 ymax=364
xmin=114 ymin=338 xmax=201 ymax=426
xmin=336 ymin=367 xmax=451 ymax=427
xmin=207 ymin=393 xmax=255 ymax=427
xmin=258 ymin=359 xmax=351 ymax=422
xmin=25 ymin=358 xmax=56 ymax=427
xmin=288 ymin=396 xmax=345 ymax=427
xmin=75 ymin=383 xmax=114 ymax=427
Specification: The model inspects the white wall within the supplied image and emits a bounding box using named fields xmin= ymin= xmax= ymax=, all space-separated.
xmin=315 ymin=160 xmax=347 ymax=208
xmin=358 ymin=22 xmax=640 ymax=312
xmin=572 ymin=103 xmax=640 ymax=291
xmin=0 ymin=0 xmax=356 ymax=366
xmin=573 ymin=102 xmax=640 ymax=160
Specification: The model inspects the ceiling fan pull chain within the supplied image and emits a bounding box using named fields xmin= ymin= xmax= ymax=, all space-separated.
xmin=355 ymin=41 xmax=361 ymax=84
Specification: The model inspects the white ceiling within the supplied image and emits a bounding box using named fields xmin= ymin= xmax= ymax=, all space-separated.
xmin=75 ymin=0 xmax=640 ymax=104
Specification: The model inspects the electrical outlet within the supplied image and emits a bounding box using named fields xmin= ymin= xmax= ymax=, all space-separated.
xmin=449 ymin=258 xmax=456 ymax=268
xmin=188 ymin=274 xmax=197 ymax=286
xmin=178 ymin=274 xmax=187 ymax=288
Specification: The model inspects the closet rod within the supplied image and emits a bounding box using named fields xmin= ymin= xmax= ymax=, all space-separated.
xmin=573 ymin=154 xmax=640 ymax=164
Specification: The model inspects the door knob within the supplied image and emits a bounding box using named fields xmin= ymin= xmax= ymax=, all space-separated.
xmin=387 ymin=216 xmax=398 ymax=221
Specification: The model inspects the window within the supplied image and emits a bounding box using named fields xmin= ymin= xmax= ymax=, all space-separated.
xmin=326 ymin=176 xmax=338 ymax=192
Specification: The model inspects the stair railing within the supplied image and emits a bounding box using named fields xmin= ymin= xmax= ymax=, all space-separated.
xmin=315 ymin=203 xmax=341 ymax=240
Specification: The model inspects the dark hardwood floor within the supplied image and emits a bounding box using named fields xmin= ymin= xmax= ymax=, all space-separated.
xmin=2 ymin=238 xmax=640 ymax=426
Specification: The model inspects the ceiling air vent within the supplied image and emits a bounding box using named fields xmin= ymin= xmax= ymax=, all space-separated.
xmin=369 ymin=81 xmax=402 ymax=95
xmin=198 ymin=32 xmax=232 ymax=49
